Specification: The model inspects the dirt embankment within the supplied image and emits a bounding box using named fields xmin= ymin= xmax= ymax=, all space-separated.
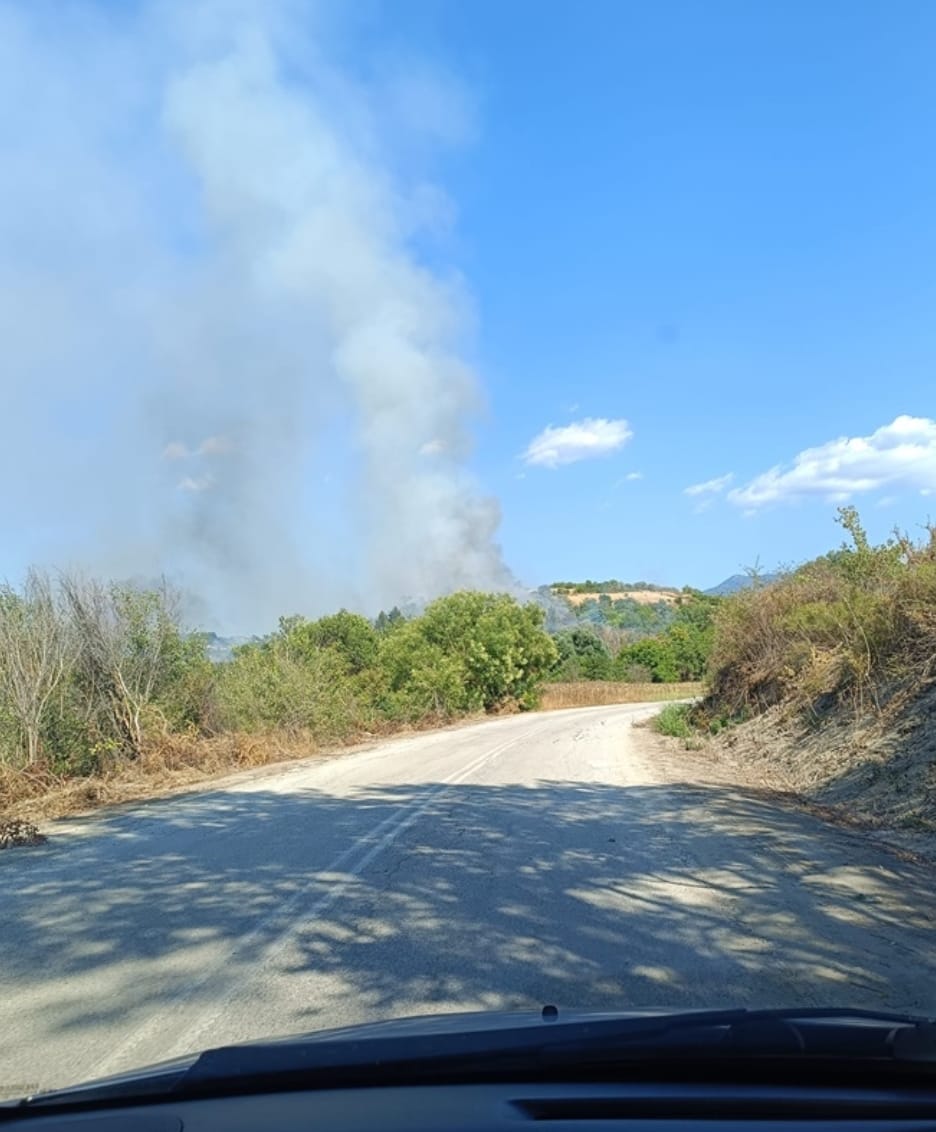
xmin=702 ymin=684 xmax=936 ymax=860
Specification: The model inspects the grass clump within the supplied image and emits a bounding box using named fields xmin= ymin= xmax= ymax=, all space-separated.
xmin=652 ymin=702 xmax=694 ymax=739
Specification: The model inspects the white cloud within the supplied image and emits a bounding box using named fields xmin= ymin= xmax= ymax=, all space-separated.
xmin=728 ymin=415 xmax=936 ymax=509
xmin=522 ymin=417 xmax=633 ymax=469
xmin=162 ymin=441 xmax=189 ymax=461
xmin=684 ymin=472 xmax=733 ymax=497
xmin=178 ymin=475 xmax=214 ymax=493
xmin=613 ymin=471 xmax=644 ymax=488
xmin=198 ymin=435 xmax=235 ymax=456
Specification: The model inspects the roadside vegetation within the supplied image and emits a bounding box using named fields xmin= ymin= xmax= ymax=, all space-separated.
xmin=650 ymin=507 xmax=936 ymax=740
xmin=0 ymin=582 xmax=557 ymax=821
xmin=705 ymin=508 xmax=936 ymax=719
xmin=651 ymin=510 xmax=936 ymax=847
xmin=652 ymin=702 xmax=695 ymax=739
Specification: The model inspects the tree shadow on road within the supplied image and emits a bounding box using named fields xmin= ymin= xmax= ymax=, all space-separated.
xmin=4 ymin=778 xmax=936 ymax=1065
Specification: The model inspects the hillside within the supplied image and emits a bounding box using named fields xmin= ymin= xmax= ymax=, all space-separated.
xmin=713 ymin=687 xmax=936 ymax=858
xmin=559 ymin=588 xmax=681 ymax=607
xmin=692 ymin=509 xmax=936 ymax=858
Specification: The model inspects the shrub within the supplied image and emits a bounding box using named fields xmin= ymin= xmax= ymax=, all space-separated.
xmin=616 ymin=636 xmax=680 ymax=683
xmin=612 ymin=591 xmax=719 ymax=683
xmin=215 ymin=640 xmax=361 ymax=740
xmin=551 ymin=628 xmax=612 ymax=681
xmin=280 ymin=611 xmax=379 ymax=675
xmin=653 ymin=703 xmax=694 ymax=739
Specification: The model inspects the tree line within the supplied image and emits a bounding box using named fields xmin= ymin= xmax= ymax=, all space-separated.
xmin=0 ymin=576 xmax=559 ymax=778
xmin=550 ymin=590 xmax=721 ymax=682
xmin=551 ymin=579 xmax=670 ymax=594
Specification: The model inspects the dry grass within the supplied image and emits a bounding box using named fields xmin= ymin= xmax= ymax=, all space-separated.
xmin=1 ymin=683 xmax=706 ymax=824
xmin=557 ymin=589 xmax=681 ymax=607
xmin=0 ymin=711 xmax=491 ymax=825
xmin=0 ymin=730 xmax=328 ymax=823
xmin=539 ymin=681 xmax=703 ymax=710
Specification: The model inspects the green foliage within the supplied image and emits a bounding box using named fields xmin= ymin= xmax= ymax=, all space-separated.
xmin=0 ymin=575 xmax=216 ymax=772
xmin=374 ymin=606 xmax=406 ymax=634
xmin=373 ymin=622 xmax=473 ymax=720
xmin=0 ymin=577 xmax=560 ymax=779
xmin=551 ymin=628 xmax=612 ymax=681
xmin=215 ymin=639 xmax=360 ymax=739
xmin=573 ymin=596 xmax=676 ymax=635
xmin=552 ymin=579 xmax=667 ymax=594
xmin=617 ymin=635 xmax=680 ymax=682
xmin=417 ymin=592 xmax=559 ymax=711
xmin=612 ymin=591 xmax=720 ymax=683
xmin=279 ymin=610 xmax=378 ymax=674
xmin=652 ymin=703 xmax=694 ymax=739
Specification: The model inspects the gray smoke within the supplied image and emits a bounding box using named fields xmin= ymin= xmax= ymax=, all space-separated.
xmin=0 ymin=0 xmax=511 ymax=632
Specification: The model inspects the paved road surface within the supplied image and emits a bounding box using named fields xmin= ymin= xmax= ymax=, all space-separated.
xmin=3 ymin=703 xmax=936 ymax=1095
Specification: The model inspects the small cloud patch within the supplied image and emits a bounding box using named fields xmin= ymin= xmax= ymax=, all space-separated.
xmin=522 ymin=417 xmax=633 ymax=469
xmin=684 ymin=473 xmax=733 ymax=497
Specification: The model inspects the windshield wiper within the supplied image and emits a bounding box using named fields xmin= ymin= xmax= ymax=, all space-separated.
xmin=12 ymin=1007 xmax=936 ymax=1112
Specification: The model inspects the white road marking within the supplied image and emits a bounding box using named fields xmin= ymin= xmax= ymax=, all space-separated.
xmin=95 ymin=726 xmax=538 ymax=1075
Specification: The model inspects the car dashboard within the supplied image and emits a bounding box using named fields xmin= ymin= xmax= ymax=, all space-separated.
xmin=6 ymin=1079 xmax=936 ymax=1132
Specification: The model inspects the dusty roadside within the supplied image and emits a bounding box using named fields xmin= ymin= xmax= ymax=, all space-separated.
xmin=647 ymin=690 xmax=936 ymax=864
xmin=0 ymin=713 xmax=493 ymax=829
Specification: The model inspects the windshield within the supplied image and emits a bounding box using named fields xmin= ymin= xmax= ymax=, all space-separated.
xmin=2 ymin=0 xmax=936 ymax=1101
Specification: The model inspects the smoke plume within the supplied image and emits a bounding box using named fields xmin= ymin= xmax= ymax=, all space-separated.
xmin=0 ymin=0 xmax=511 ymax=632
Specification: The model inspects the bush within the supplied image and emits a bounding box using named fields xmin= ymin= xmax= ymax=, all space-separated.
xmin=653 ymin=703 xmax=694 ymax=739
xmin=215 ymin=640 xmax=362 ymax=740
xmin=551 ymin=628 xmax=612 ymax=681
xmin=280 ymin=611 xmax=379 ymax=675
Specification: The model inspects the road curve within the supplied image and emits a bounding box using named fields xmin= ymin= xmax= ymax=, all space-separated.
xmin=2 ymin=702 xmax=936 ymax=1094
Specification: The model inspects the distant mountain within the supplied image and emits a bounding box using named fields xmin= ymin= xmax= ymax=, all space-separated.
xmin=705 ymin=573 xmax=781 ymax=597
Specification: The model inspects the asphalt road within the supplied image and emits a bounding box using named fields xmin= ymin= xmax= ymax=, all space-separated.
xmin=3 ymin=702 xmax=936 ymax=1095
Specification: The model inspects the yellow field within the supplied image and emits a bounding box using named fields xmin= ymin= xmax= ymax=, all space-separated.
xmin=556 ymin=589 xmax=681 ymax=606
xmin=539 ymin=681 xmax=703 ymax=710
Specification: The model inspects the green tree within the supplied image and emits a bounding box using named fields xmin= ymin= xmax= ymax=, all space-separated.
xmin=279 ymin=610 xmax=378 ymax=674
xmin=551 ymin=628 xmax=612 ymax=680
xmin=374 ymin=606 xmax=406 ymax=634
xmin=616 ymin=636 xmax=680 ymax=682
xmin=374 ymin=622 xmax=471 ymax=720
xmin=417 ymin=592 xmax=559 ymax=710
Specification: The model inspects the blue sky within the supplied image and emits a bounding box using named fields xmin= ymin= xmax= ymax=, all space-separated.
xmin=2 ymin=0 xmax=936 ymax=625
xmin=427 ymin=0 xmax=936 ymax=588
